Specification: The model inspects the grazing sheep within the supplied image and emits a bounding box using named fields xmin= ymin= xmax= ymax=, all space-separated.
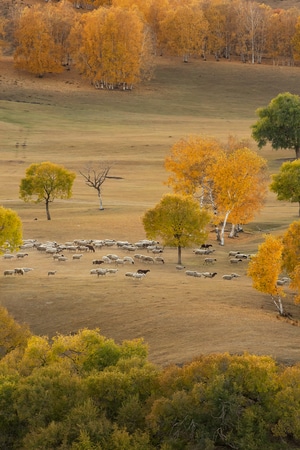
xmin=132 ymin=272 xmax=145 ymax=279
xmin=134 ymin=254 xmax=144 ymax=260
xmin=222 ymin=273 xmax=240 ymax=280
xmin=72 ymin=254 xmax=83 ymax=260
xmin=137 ymin=269 xmax=150 ymax=275
xmin=3 ymin=254 xmax=15 ymax=259
xmin=186 ymin=270 xmax=198 ymax=277
xmin=125 ymin=272 xmax=135 ymax=277
xmin=141 ymin=256 xmax=155 ymax=263
xmin=230 ymin=258 xmax=243 ymax=264
xmin=106 ymin=254 xmax=119 ymax=261
xmin=123 ymin=256 xmax=135 ymax=264
xmin=14 ymin=268 xmax=24 ymax=275
xmin=204 ymin=258 xmax=217 ymax=265
xmin=202 ymin=272 xmax=217 ymax=278
xmin=22 ymin=267 xmax=34 ymax=273
xmin=58 ymin=256 xmax=68 ymax=262
xmin=201 ymin=244 xmax=213 ymax=249
xmin=90 ymin=269 xmax=98 ymax=275
xmin=96 ymin=268 xmax=108 ymax=276
xmin=276 ymin=278 xmax=290 ymax=286
xmin=176 ymin=265 xmax=186 ymax=270
xmin=101 ymin=256 xmax=112 ymax=264
xmin=235 ymin=253 xmax=249 ymax=259
xmin=92 ymin=259 xmax=104 ymax=265
xmin=48 ymin=270 xmax=57 ymax=276
xmin=115 ymin=258 xmax=125 ymax=266
xmin=228 ymin=251 xmax=240 ymax=257
xmin=106 ymin=268 xmax=118 ymax=274
xmin=154 ymin=256 xmax=165 ymax=264
xmin=16 ymin=253 xmax=28 ymax=258
xmin=4 ymin=270 xmax=15 ymax=276
xmin=53 ymin=253 xmax=64 ymax=260
xmin=193 ymin=248 xmax=215 ymax=255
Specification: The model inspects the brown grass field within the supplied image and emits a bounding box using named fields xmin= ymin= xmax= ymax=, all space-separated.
xmin=1 ymin=55 xmax=300 ymax=367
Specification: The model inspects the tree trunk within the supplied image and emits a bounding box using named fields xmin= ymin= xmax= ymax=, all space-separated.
xmin=272 ymin=295 xmax=285 ymax=316
xmin=177 ymin=245 xmax=182 ymax=265
xmin=219 ymin=211 xmax=230 ymax=246
xmin=45 ymin=200 xmax=51 ymax=220
xmin=296 ymin=146 xmax=300 ymax=160
xmin=299 ymin=201 xmax=300 ymax=217
xmin=98 ymin=191 xmax=104 ymax=210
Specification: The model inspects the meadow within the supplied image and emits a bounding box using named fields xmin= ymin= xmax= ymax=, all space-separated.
xmin=1 ymin=55 xmax=300 ymax=367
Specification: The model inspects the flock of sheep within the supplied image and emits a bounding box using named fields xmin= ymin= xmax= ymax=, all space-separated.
xmin=1 ymin=237 xmax=253 ymax=282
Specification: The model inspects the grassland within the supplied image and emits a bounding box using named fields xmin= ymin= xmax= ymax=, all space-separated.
xmin=1 ymin=55 xmax=300 ymax=367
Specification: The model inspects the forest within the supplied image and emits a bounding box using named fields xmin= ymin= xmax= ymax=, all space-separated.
xmin=2 ymin=0 xmax=300 ymax=87
xmin=1 ymin=308 xmax=300 ymax=450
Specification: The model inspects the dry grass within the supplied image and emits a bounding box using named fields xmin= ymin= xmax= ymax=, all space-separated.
xmin=1 ymin=55 xmax=300 ymax=367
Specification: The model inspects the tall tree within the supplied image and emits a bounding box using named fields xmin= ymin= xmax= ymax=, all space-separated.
xmin=19 ymin=162 xmax=76 ymax=220
xmin=247 ymin=234 xmax=286 ymax=316
xmin=270 ymin=160 xmax=300 ymax=216
xmin=209 ymin=147 xmax=268 ymax=245
xmin=158 ymin=0 xmax=208 ymax=62
xmin=281 ymin=221 xmax=300 ymax=304
xmin=165 ymin=136 xmax=268 ymax=245
xmin=252 ymin=92 xmax=300 ymax=160
xmin=80 ymin=163 xmax=113 ymax=210
xmin=0 ymin=206 xmax=23 ymax=254
xmin=13 ymin=5 xmax=63 ymax=77
xmin=72 ymin=6 xmax=148 ymax=89
xmin=142 ymin=193 xmax=211 ymax=264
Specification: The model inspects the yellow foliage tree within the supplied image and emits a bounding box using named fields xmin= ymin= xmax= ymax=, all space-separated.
xmin=282 ymin=220 xmax=300 ymax=304
xmin=209 ymin=147 xmax=268 ymax=244
xmin=0 ymin=206 xmax=23 ymax=254
xmin=165 ymin=137 xmax=268 ymax=245
xmin=14 ymin=5 xmax=64 ymax=77
xmin=72 ymin=6 xmax=147 ymax=89
xmin=247 ymin=234 xmax=286 ymax=316
xmin=158 ymin=0 xmax=209 ymax=62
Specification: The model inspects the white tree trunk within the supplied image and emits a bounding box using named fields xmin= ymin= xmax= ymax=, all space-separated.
xmin=219 ymin=211 xmax=230 ymax=246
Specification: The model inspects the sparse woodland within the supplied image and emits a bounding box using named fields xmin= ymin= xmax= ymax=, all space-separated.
xmin=2 ymin=0 xmax=300 ymax=87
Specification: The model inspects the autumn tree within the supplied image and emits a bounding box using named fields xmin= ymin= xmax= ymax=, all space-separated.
xmin=158 ymin=0 xmax=208 ymax=62
xmin=165 ymin=136 xmax=268 ymax=245
xmin=13 ymin=5 xmax=64 ymax=77
xmin=0 ymin=206 xmax=23 ymax=254
xmin=247 ymin=234 xmax=286 ymax=316
xmin=142 ymin=193 xmax=211 ymax=264
xmin=281 ymin=220 xmax=300 ymax=304
xmin=252 ymin=92 xmax=300 ymax=160
xmin=208 ymin=147 xmax=268 ymax=245
xmin=270 ymin=160 xmax=300 ymax=216
xmin=19 ymin=162 xmax=76 ymax=220
xmin=0 ymin=307 xmax=31 ymax=358
xmin=71 ymin=6 xmax=151 ymax=89
xmin=80 ymin=163 xmax=113 ymax=210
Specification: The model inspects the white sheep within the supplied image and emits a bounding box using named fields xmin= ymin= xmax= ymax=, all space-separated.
xmin=96 ymin=268 xmax=108 ymax=276
xmin=4 ymin=270 xmax=15 ymax=276
xmin=204 ymin=258 xmax=217 ymax=265
xmin=3 ymin=254 xmax=15 ymax=259
xmin=176 ymin=265 xmax=186 ymax=270
xmin=123 ymin=256 xmax=135 ymax=264
xmin=106 ymin=268 xmax=118 ymax=274
xmin=72 ymin=254 xmax=83 ymax=260
xmin=16 ymin=252 xmax=28 ymax=258
xmin=186 ymin=270 xmax=198 ymax=277
xmin=222 ymin=273 xmax=240 ymax=280
xmin=230 ymin=258 xmax=243 ymax=264
xmin=154 ymin=256 xmax=164 ymax=264
xmin=201 ymin=272 xmax=217 ymax=278
xmin=141 ymin=255 xmax=155 ymax=263
xmin=58 ymin=256 xmax=68 ymax=262
xmin=22 ymin=267 xmax=34 ymax=273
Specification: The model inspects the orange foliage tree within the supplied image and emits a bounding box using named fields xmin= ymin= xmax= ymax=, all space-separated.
xmin=165 ymin=136 xmax=268 ymax=245
xmin=282 ymin=221 xmax=300 ymax=304
xmin=158 ymin=0 xmax=208 ymax=62
xmin=13 ymin=5 xmax=64 ymax=77
xmin=247 ymin=234 xmax=286 ymax=316
xmin=71 ymin=6 xmax=148 ymax=89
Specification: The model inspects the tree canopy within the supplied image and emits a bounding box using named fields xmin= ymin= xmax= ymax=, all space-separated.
xmin=270 ymin=159 xmax=300 ymax=216
xmin=142 ymin=193 xmax=211 ymax=264
xmin=252 ymin=92 xmax=300 ymax=159
xmin=19 ymin=161 xmax=76 ymax=220
xmin=165 ymin=136 xmax=268 ymax=245
xmin=0 ymin=206 xmax=23 ymax=254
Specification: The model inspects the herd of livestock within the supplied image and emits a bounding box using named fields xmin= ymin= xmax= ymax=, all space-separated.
xmin=1 ymin=238 xmax=290 ymax=285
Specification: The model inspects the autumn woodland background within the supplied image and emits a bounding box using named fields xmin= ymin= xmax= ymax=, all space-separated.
xmin=2 ymin=0 xmax=300 ymax=448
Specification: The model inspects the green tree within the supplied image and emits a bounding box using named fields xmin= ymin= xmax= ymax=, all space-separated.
xmin=142 ymin=193 xmax=211 ymax=265
xmin=0 ymin=307 xmax=31 ymax=358
xmin=0 ymin=206 xmax=23 ymax=254
xmin=252 ymin=92 xmax=300 ymax=159
xmin=19 ymin=161 xmax=76 ymax=220
xmin=270 ymin=160 xmax=300 ymax=216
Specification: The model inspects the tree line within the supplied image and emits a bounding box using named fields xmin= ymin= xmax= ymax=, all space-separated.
xmin=2 ymin=0 xmax=300 ymax=86
xmin=0 ymin=311 xmax=300 ymax=449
